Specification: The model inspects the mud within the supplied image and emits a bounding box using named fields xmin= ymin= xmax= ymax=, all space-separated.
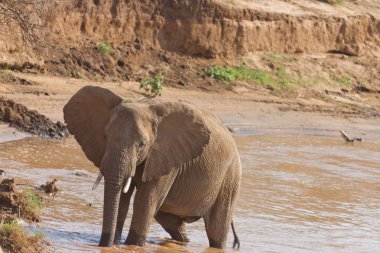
xmin=0 ymin=178 xmax=40 ymax=223
xmin=0 ymin=98 xmax=68 ymax=139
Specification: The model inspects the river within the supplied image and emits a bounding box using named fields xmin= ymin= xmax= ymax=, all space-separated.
xmin=0 ymin=127 xmax=379 ymax=252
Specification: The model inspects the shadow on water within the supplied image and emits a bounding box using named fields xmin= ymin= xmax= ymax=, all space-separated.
xmin=0 ymin=132 xmax=379 ymax=252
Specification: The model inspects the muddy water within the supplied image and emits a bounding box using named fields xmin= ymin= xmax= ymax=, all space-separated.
xmin=0 ymin=133 xmax=379 ymax=253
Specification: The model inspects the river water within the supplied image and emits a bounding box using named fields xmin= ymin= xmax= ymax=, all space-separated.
xmin=0 ymin=129 xmax=379 ymax=252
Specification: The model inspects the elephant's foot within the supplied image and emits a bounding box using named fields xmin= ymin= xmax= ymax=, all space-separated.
xmin=155 ymin=211 xmax=190 ymax=243
xmin=125 ymin=229 xmax=146 ymax=246
xmin=114 ymin=221 xmax=124 ymax=243
xmin=166 ymin=229 xmax=190 ymax=243
xmin=209 ymin=239 xmax=224 ymax=249
xmin=99 ymin=233 xmax=114 ymax=247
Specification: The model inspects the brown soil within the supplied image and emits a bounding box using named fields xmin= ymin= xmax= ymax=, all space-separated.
xmin=0 ymin=98 xmax=68 ymax=138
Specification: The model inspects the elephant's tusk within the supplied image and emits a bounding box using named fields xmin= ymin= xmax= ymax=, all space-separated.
xmin=92 ymin=173 xmax=103 ymax=190
xmin=123 ymin=177 xmax=132 ymax=193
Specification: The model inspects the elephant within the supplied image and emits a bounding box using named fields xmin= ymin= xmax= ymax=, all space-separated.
xmin=63 ymin=86 xmax=242 ymax=249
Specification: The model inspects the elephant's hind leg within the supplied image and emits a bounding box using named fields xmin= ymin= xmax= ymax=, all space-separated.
xmin=203 ymin=178 xmax=239 ymax=248
xmin=155 ymin=211 xmax=190 ymax=243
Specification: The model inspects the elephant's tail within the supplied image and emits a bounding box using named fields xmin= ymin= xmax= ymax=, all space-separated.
xmin=231 ymin=220 xmax=240 ymax=249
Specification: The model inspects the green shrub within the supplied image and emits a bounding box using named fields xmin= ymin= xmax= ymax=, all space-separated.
xmin=320 ymin=0 xmax=345 ymax=5
xmin=203 ymin=64 xmax=299 ymax=94
xmin=139 ymin=72 xmax=164 ymax=97
xmin=24 ymin=189 xmax=43 ymax=211
xmin=97 ymin=42 xmax=113 ymax=56
xmin=0 ymin=71 xmax=16 ymax=81
xmin=339 ymin=74 xmax=351 ymax=87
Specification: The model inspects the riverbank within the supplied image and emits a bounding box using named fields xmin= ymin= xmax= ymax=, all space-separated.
xmin=0 ymin=74 xmax=380 ymax=141
xmin=1 ymin=73 xmax=380 ymax=143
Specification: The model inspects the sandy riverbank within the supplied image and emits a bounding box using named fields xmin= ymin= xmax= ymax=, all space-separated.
xmin=1 ymin=73 xmax=380 ymax=143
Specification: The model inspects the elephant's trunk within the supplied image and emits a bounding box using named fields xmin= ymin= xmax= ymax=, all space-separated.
xmin=99 ymin=149 xmax=137 ymax=247
xmin=99 ymin=176 xmax=122 ymax=247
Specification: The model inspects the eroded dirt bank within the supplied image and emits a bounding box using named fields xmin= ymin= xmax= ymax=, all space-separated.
xmin=0 ymin=0 xmax=379 ymax=71
xmin=46 ymin=0 xmax=380 ymax=56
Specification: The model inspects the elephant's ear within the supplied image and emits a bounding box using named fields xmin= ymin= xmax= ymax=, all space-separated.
xmin=142 ymin=102 xmax=211 ymax=182
xmin=63 ymin=86 xmax=123 ymax=167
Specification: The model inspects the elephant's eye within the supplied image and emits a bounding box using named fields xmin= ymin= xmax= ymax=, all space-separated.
xmin=138 ymin=140 xmax=146 ymax=148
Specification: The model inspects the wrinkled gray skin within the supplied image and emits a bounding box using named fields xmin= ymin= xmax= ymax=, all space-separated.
xmin=63 ymin=86 xmax=242 ymax=249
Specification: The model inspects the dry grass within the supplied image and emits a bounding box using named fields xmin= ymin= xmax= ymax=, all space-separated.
xmin=0 ymin=223 xmax=47 ymax=253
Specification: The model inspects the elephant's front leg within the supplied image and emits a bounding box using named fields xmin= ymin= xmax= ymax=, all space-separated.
xmin=125 ymin=174 xmax=175 ymax=246
xmin=114 ymin=183 xmax=135 ymax=243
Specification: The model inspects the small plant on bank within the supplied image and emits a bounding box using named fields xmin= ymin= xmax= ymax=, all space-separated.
xmin=97 ymin=42 xmax=113 ymax=56
xmin=320 ymin=0 xmax=345 ymax=5
xmin=23 ymin=189 xmax=43 ymax=218
xmin=0 ymin=71 xmax=16 ymax=82
xmin=339 ymin=74 xmax=351 ymax=87
xmin=0 ymin=64 xmax=12 ymax=70
xmin=139 ymin=71 xmax=164 ymax=97
xmin=262 ymin=53 xmax=297 ymax=64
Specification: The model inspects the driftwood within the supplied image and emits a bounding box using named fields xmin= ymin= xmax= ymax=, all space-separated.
xmin=340 ymin=130 xmax=362 ymax=143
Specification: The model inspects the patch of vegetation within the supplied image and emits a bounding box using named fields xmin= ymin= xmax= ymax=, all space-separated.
xmin=0 ymin=71 xmax=35 ymax=85
xmin=319 ymin=0 xmax=345 ymax=5
xmin=0 ymin=71 xmax=16 ymax=81
xmin=338 ymin=74 xmax=351 ymax=87
xmin=340 ymin=102 xmax=351 ymax=109
xmin=327 ymin=73 xmax=351 ymax=88
xmin=139 ymin=71 xmax=164 ymax=97
xmin=22 ymin=189 xmax=43 ymax=218
xmin=0 ymin=64 xmax=13 ymax=70
xmin=0 ymin=222 xmax=46 ymax=253
xmin=97 ymin=42 xmax=113 ymax=56
xmin=262 ymin=53 xmax=297 ymax=64
xmin=203 ymin=64 xmax=301 ymax=94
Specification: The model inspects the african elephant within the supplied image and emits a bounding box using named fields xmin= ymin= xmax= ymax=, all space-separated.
xmin=63 ymin=86 xmax=242 ymax=249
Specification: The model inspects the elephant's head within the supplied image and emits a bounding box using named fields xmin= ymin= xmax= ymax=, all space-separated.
xmin=63 ymin=86 xmax=210 ymax=246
